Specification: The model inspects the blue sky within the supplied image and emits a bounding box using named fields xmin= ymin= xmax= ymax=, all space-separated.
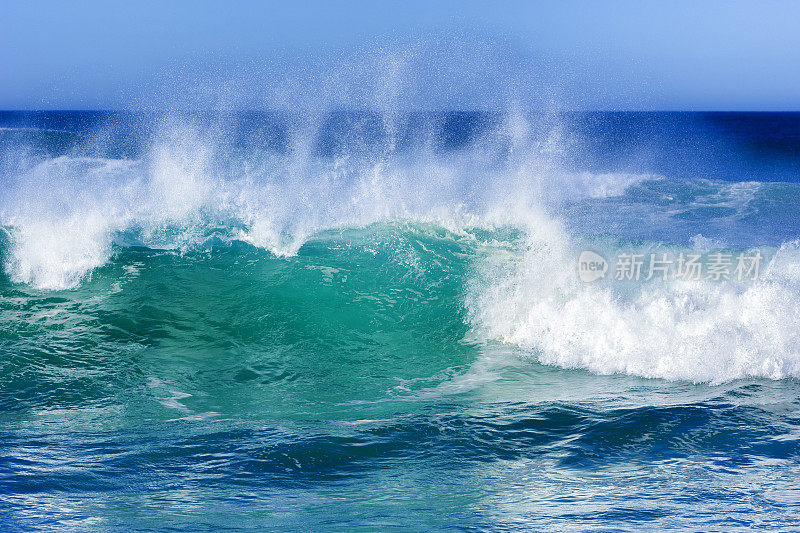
xmin=2 ymin=0 xmax=799 ymax=110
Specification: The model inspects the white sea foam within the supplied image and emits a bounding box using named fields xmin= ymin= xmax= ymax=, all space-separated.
xmin=0 ymin=114 xmax=650 ymax=289
xmin=465 ymin=224 xmax=800 ymax=383
xmin=7 ymin=114 xmax=799 ymax=385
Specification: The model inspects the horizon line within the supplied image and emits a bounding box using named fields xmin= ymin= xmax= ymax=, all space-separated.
xmin=2 ymin=108 xmax=800 ymax=114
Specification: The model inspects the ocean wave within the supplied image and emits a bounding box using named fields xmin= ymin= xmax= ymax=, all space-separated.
xmin=0 ymin=114 xmax=652 ymax=289
xmin=465 ymin=227 xmax=800 ymax=383
xmin=3 ymin=113 xmax=799 ymax=386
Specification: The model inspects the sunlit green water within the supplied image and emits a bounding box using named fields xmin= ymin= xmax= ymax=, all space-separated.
xmin=4 ymin=110 xmax=800 ymax=530
xmin=3 ymin=224 xmax=800 ymax=531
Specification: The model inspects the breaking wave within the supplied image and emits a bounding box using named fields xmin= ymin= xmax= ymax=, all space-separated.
xmin=2 ymin=111 xmax=799 ymax=383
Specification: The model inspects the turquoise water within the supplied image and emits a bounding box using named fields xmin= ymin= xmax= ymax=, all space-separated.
xmin=2 ymin=112 xmax=800 ymax=530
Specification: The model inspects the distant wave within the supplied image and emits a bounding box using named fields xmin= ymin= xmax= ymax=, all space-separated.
xmin=0 ymin=126 xmax=76 ymax=133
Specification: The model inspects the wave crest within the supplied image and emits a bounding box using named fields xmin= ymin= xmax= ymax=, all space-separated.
xmin=0 ymin=114 xmax=649 ymax=289
xmin=466 ymin=232 xmax=800 ymax=383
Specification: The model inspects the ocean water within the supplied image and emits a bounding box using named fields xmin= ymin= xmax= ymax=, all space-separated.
xmin=1 ymin=110 xmax=800 ymax=531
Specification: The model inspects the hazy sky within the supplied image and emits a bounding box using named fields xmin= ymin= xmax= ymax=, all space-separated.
xmin=2 ymin=0 xmax=799 ymax=110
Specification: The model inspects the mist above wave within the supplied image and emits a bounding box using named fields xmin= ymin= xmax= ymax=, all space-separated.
xmin=0 ymin=111 xmax=648 ymax=290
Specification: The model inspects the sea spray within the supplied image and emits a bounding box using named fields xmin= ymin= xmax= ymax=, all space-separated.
xmin=3 ymin=111 xmax=800 ymax=385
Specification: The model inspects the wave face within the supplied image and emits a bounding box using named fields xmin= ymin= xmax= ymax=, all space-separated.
xmin=2 ymin=111 xmax=800 ymax=530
